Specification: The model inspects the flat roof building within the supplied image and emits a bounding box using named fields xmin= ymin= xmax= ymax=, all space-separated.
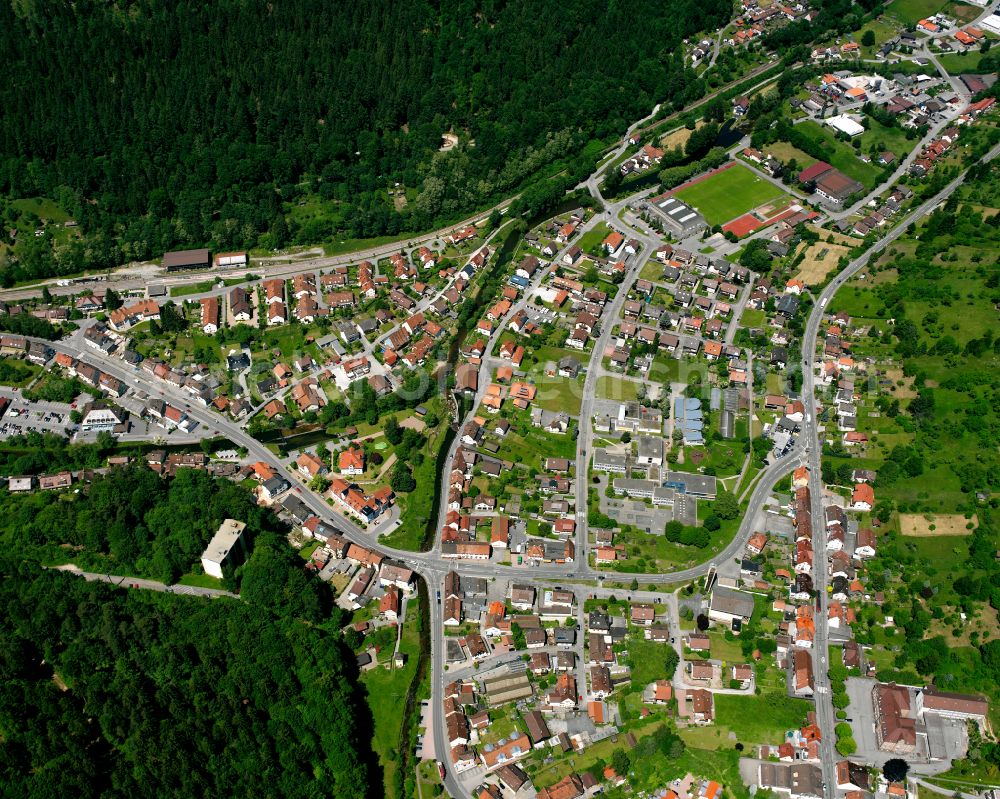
xmin=200 ymin=518 xmax=248 ymax=579
xmin=662 ymin=469 xmax=717 ymax=498
xmin=646 ymin=193 xmax=708 ymax=238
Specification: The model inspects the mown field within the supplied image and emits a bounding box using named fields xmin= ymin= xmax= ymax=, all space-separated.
xmin=673 ymin=164 xmax=788 ymax=226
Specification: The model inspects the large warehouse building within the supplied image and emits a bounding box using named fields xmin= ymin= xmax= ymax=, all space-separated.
xmin=645 ymin=193 xmax=707 ymax=238
xmin=162 ymin=247 xmax=211 ymax=271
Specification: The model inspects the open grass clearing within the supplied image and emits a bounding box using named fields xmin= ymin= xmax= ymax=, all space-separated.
xmin=740 ymin=309 xmax=767 ymax=329
xmin=886 ymin=0 xmax=947 ymax=24
xmin=937 ymin=49 xmax=992 ymax=74
xmin=899 ymin=513 xmax=976 ymax=537
xmin=532 ymin=374 xmax=585 ymax=414
xmin=713 ymin=693 xmax=812 ymax=746
xmin=658 ymin=122 xmax=702 ymax=151
xmin=854 ymin=18 xmax=902 ymax=56
xmin=883 ymin=367 xmax=917 ymax=399
xmin=707 ymin=630 xmax=745 ymax=663
xmin=764 ymin=373 xmax=785 ymax=395
xmin=361 ymin=593 xmax=423 ymax=798
xmin=925 ymin=603 xmax=1000 ymax=647
xmin=596 ymin=375 xmax=641 ymax=401
xmin=903 ymin=533 xmax=974 ymax=570
xmin=793 ymin=120 xmax=883 ymax=189
xmin=679 ymin=725 xmax=731 ymax=750
xmin=577 ymin=222 xmax=613 ymax=254
xmin=764 ymin=141 xmax=818 ymax=169
xmin=640 ymin=259 xmax=667 ymax=282
xmin=673 ymin=164 xmax=788 ymax=227
xmin=11 ymin=197 xmax=72 ymax=226
xmin=858 ymin=118 xmax=919 ymax=163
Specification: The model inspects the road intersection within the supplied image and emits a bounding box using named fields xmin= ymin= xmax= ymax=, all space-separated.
xmin=12 ymin=49 xmax=1000 ymax=799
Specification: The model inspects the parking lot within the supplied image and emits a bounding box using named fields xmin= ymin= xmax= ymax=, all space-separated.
xmin=0 ymin=399 xmax=74 ymax=438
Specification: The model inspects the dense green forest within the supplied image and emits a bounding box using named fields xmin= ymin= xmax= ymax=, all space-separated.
xmin=0 ymin=0 xmax=729 ymax=283
xmin=0 ymin=560 xmax=373 ymax=798
xmin=0 ymin=463 xmax=333 ymax=618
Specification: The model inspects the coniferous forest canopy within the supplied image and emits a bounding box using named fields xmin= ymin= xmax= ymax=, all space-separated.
xmin=0 ymin=0 xmax=729 ymax=283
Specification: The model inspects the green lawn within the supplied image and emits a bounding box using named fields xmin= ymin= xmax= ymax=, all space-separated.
xmin=713 ymin=693 xmax=812 ymax=746
xmin=170 ymin=279 xmax=219 ymax=297
xmin=298 ymin=540 xmax=321 ymax=559
xmin=740 ymin=309 xmax=767 ymax=329
xmin=858 ymin=118 xmax=918 ymax=163
xmin=640 ymin=259 xmax=666 ymax=282
xmin=361 ymin=593 xmax=424 ymax=799
xmin=577 ymin=222 xmax=613 ymax=254
xmin=765 ymin=141 xmax=817 ymax=170
xmin=673 ymin=164 xmax=788 ymax=226
xmin=906 ymin=535 xmax=974 ymax=570
xmin=707 ymin=630 xmax=745 ymax=663
xmin=10 ymin=196 xmax=71 ymax=223
xmin=177 ymin=572 xmax=225 ymax=589
xmin=532 ymin=375 xmax=585 ymax=414
xmin=596 ymin=375 xmax=641 ymax=401
xmin=886 ymin=0 xmax=947 ymax=24
xmin=794 ymin=120 xmax=883 ymax=189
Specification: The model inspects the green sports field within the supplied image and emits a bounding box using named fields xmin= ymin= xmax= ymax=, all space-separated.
xmin=673 ymin=164 xmax=788 ymax=226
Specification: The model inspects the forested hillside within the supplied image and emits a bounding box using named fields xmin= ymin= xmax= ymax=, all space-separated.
xmin=0 ymin=561 xmax=374 ymax=798
xmin=0 ymin=463 xmax=334 ymax=616
xmin=0 ymin=0 xmax=728 ymax=282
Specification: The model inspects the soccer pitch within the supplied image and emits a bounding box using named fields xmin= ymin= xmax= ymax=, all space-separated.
xmin=673 ymin=164 xmax=788 ymax=227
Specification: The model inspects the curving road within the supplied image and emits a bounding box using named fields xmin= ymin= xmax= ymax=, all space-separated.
xmin=21 ymin=49 xmax=1000 ymax=798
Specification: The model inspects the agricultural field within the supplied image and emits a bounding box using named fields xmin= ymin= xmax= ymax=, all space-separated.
xmin=673 ymin=164 xmax=788 ymax=227
xmin=795 ymin=238 xmax=852 ymax=285
xmin=945 ymin=0 xmax=984 ymax=22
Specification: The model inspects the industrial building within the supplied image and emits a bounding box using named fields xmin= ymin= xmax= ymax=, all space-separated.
xmin=645 ymin=193 xmax=708 ymax=238
xmin=162 ymin=248 xmax=211 ymax=271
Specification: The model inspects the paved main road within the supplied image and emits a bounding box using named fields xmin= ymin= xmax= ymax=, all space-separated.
xmin=24 ymin=63 xmax=1000 ymax=799
xmin=798 ymin=136 xmax=1000 ymax=799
